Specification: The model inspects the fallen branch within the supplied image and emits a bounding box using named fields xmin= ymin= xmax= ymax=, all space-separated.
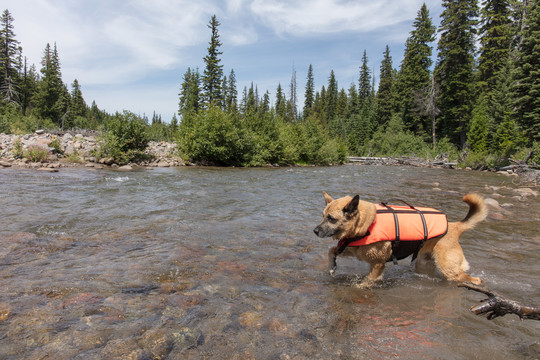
xmin=459 ymin=283 xmax=540 ymax=321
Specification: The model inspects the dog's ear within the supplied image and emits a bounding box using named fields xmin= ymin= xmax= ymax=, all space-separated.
xmin=343 ymin=195 xmax=359 ymax=215
xmin=323 ymin=192 xmax=334 ymax=204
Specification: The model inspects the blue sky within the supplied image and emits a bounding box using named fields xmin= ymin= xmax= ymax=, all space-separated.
xmin=4 ymin=0 xmax=442 ymax=121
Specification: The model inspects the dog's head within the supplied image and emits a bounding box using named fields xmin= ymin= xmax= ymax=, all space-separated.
xmin=313 ymin=192 xmax=360 ymax=239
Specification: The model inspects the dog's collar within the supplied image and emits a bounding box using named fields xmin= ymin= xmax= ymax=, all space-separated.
xmin=337 ymin=232 xmax=370 ymax=254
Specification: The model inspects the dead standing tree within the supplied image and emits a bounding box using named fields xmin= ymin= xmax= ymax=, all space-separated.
xmin=459 ymin=283 xmax=540 ymax=321
xmin=413 ymin=75 xmax=440 ymax=150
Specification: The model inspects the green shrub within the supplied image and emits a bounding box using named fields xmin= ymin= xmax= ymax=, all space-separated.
xmin=24 ymin=144 xmax=49 ymax=162
xmin=459 ymin=151 xmax=508 ymax=170
xmin=362 ymin=115 xmax=430 ymax=157
xmin=98 ymin=111 xmax=150 ymax=164
xmin=49 ymin=136 xmax=63 ymax=155
xmin=12 ymin=137 xmax=23 ymax=158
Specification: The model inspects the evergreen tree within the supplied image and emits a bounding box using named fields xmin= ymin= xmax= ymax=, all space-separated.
xmin=346 ymin=82 xmax=359 ymax=117
xmin=0 ymin=9 xmax=21 ymax=105
xmin=337 ymin=88 xmax=347 ymax=118
xmin=246 ymin=82 xmax=257 ymax=115
xmin=512 ymin=0 xmax=540 ymax=142
xmin=288 ymin=65 xmax=297 ymax=121
xmin=179 ymin=67 xmax=201 ymax=116
xmin=303 ymin=64 xmax=315 ymax=119
xmin=396 ymin=3 xmax=437 ymax=136
xmin=478 ymin=0 xmax=513 ymax=96
xmin=33 ymin=43 xmax=69 ymax=125
xmin=226 ymin=69 xmax=237 ymax=113
xmin=435 ymin=0 xmax=479 ymax=147
xmin=326 ymin=70 xmax=338 ymax=122
xmin=202 ymin=15 xmax=224 ymax=107
xmin=467 ymin=95 xmax=491 ymax=152
xmin=70 ymin=79 xmax=86 ymax=117
xmin=358 ymin=50 xmax=372 ymax=105
xmin=376 ymin=45 xmax=395 ymax=126
xmin=20 ymin=59 xmax=38 ymax=115
xmin=275 ymin=83 xmax=286 ymax=118
xmin=260 ymin=91 xmax=270 ymax=115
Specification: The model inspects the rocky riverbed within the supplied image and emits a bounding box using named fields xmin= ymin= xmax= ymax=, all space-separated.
xmin=0 ymin=130 xmax=184 ymax=171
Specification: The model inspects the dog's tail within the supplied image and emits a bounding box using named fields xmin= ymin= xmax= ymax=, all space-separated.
xmin=457 ymin=193 xmax=487 ymax=233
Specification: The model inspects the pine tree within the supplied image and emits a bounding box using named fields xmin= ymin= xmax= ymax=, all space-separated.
xmin=304 ymin=64 xmax=315 ymax=119
xmin=179 ymin=67 xmax=201 ymax=116
xmin=275 ymin=83 xmax=286 ymax=118
xmin=202 ymin=15 xmax=224 ymax=108
xmin=435 ymin=0 xmax=479 ymax=147
xmin=20 ymin=59 xmax=38 ymax=115
xmin=226 ymin=69 xmax=237 ymax=113
xmin=512 ymin=0 xmax=540 ymax=142
xmin=0 ymin=9 xmax=21 ymax=106
xmin=396 ymin=3 xmax=437 ymax=136
xmin=478 ymin=0 xmax=513 ymax=96
xmin=288 ymin=65 xmax=297 ymax=121
xmin=358 ymin=50 xmax=372 ymax=105
xmin=376 ymin=45 xmax=395 ymax=126
xmin=68 ymin=78 xmax=87 ymax=127
xmin=33 ymin=43 xmax=69 ymax=124
xmin=326 ymin=70 xmax=338 ymax=122
xmin=346 ymin=82 xmax=359 ymax=117
xmin=246 ymin=82 xmax=257 ymax=115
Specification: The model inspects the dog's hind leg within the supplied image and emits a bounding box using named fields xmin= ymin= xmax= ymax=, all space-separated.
xmin=434 ymin=243 xmax=482 ymax=285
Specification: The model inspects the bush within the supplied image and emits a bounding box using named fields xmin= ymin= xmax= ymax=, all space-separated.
xmin=178 ymin=108 xmax=347 ymax=166
xmin=179 ymin=107 xmax=252 ymax=166
xmin=459 ymin=151 xmax=509 ymax=170
xmin=97 ymin=111 xmax=150 ymax=164
xmin=24 ymin=144 xmax=49 ymax=163
xmin=362 ymin=114 xmax=430 ymax=157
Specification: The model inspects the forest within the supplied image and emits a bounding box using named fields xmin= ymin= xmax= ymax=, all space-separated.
xmin=0 ymin=0 xmax=539 ymax=167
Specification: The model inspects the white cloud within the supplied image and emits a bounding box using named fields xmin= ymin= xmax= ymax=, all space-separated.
xmin=249 ymin=0 xmax=429 ymax=35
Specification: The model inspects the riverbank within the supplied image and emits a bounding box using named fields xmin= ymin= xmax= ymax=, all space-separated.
xmin=348 ymin=156 xmax=540 ymax=186
xmin=1 ymin=131 xmax=539 ymax=185
xmin=0 ymin=130 xmax=184 ymax=171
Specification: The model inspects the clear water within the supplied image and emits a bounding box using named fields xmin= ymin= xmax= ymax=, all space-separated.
xmin=0 ymin=165 xmax=538 ymax=359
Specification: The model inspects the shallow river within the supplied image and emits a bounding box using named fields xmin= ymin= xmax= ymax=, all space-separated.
xmin=0 ymin=165 xmax=539 ymax=359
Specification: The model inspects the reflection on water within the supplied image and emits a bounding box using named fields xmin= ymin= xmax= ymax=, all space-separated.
xmin=0 ymin=165 xmax=539 ymax=359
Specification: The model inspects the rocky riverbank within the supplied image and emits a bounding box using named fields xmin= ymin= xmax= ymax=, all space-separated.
xmin=0 ymin=130 xmax=184 ymax=171
xmin=348 ymin=156 xmax=540 ymax=186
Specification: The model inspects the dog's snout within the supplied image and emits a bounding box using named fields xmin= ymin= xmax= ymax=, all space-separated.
xmin=313 ymin=226 xmax=321 ymax=236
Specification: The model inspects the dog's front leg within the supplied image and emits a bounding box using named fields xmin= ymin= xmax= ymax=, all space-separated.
xmin=328 ymin=246 xmax=338 ymax=276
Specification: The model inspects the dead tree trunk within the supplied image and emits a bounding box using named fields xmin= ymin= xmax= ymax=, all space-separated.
xmin=459 ymin=283 xmax=540 ymax=321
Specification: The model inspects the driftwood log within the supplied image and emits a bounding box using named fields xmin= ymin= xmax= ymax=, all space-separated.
xmin=459 ymin=283 xmax=540 ymax=321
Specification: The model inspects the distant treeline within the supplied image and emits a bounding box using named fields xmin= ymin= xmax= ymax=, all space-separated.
xmin=1 ymin=1 xmax=539 ymax=167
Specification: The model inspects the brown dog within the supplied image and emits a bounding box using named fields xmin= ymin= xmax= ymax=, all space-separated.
xmin=313 ymin=192 xmax=487 ymax=288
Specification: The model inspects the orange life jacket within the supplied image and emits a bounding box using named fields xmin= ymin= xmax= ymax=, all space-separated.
xmin=337 ymin=202 xmax=448 ymax=262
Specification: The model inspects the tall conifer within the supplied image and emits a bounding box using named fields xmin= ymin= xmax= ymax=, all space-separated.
xmin=512 ymin=0 xmax=540 ymax=142
xmin=376 ymin=45 xmax=395 ymax=126
xmin=0 ymin=9 xmax=21 ymax=105
xmin=202 ymin=15 xmax=224 ymax=108
xmin=358 ymin=50 xmax=372 ymax=105
xmin=435 ymin=0 xmax=479 ymax=147
xmin=478 ymin=0 xmax=512 ymax=95
xmin=303 ymin=64 xmax=315 ymax=119
xmin=397 ymin=3 xmax=436 ymax=136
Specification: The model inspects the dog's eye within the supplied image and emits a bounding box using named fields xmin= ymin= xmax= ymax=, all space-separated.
xmin=327 ymin=215 xmax=337 ymax=224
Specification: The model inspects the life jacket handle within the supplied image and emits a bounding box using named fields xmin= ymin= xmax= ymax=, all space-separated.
xmin=380 ymin=198 xmax=415 ymax=208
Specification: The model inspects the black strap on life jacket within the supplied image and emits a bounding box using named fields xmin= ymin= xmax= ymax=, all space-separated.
xmin=337 ymin=232 xmax=370 ymax=254
xmin=380 ymin=199 xmax=429 ymax=264
xmin=380 ymin=202 xmax=401 ymax=265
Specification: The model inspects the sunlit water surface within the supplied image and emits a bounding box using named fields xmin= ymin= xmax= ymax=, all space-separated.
xmin=0 ymin=165 xmax=539 ymax=359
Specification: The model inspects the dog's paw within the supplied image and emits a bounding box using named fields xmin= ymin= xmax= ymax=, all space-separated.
xmin=328 ymin=267 xmax=336 ymax=277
